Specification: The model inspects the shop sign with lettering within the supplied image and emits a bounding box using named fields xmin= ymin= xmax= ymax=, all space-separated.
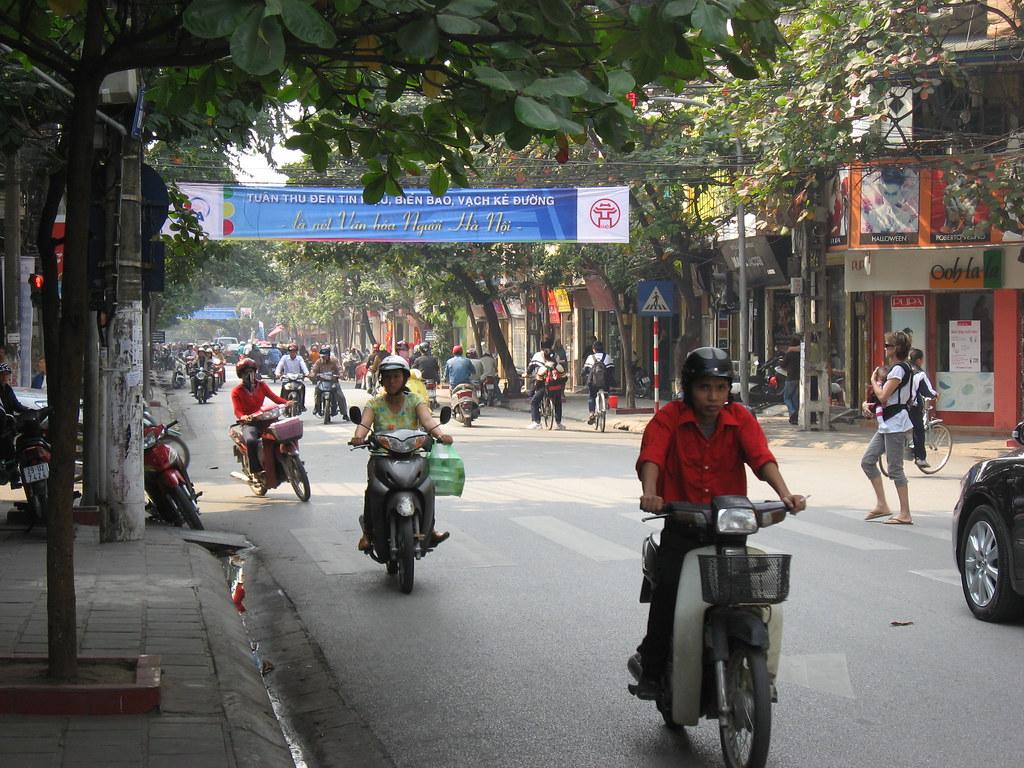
xmin=892 ymin=294 xmax=925 ymax=309
xmin=928 ymin=249 xmax=1003 ymax=289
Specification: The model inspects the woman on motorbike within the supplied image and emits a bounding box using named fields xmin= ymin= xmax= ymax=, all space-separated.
xmin=350 ymin=355 xmax=453 ymax=551
xmin=231 ymin=357 xmax=291 ymax=480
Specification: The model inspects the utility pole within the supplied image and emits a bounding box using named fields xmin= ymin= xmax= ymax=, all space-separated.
xmin=795 ymin=204 xmax=830 ymax=431
xmin=101 ymin=136 xmax=145 ymax=541
xmin=4 ymin=151 xmax=20 ymax=375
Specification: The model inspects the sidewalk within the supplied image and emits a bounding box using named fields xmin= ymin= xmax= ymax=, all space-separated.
xmin=499 ymin=389 xmax=1013 ymax=459
xmin=0 ymin=521 xmax=294 ymax=768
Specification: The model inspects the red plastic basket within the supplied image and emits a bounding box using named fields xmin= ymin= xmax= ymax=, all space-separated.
xmin=268 ymin=416 xmax=303 ymax=442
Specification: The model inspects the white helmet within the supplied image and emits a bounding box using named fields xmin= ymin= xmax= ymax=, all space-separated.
xmin=377 ymin=354 xmax=411 ymax=383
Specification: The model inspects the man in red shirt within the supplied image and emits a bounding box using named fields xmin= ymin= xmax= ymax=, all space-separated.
xmin=631 ymin=347 xmax=805 ymax=699
xmin=231 ymin=357 xmax=290 ymax=478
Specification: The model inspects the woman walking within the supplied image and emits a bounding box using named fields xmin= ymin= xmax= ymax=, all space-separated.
xmin=861 ymin=330 xmax=916 ymax=525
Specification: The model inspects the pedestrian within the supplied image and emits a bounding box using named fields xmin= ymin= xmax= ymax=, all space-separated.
xmin=781 ymin=334 xmax=801 ymax=425
xmin=861 ymin=330 xmax=916 ymax=525
xmin=908 ymin=348 xmax=938 ymax=468
xmin=31 ymin=357 xmax=46 ymax=390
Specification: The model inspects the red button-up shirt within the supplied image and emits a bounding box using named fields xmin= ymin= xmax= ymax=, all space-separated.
xmin=636 ymin=400 xmax=776 ymax=504
xmin=231 ymin=381 xmax=288 ymax=420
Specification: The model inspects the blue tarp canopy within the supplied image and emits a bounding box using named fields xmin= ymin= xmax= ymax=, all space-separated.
xmin=188 ymin=307 xmax=238 ymax=320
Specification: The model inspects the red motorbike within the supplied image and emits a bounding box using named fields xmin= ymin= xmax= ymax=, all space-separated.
xmin=228 ymin=404 xmax=311 ymax=500
xmin=144 ymin=419 xmax=202 ymax=529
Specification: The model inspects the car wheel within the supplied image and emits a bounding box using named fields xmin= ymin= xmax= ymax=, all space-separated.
xmin=960 ymin=504 xmax=1024 ymax=622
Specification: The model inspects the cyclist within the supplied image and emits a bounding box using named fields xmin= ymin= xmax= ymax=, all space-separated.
xmin=528 ymin=342 xmax=566 ymax=430
xmin=582 ymin=340 xmax=615 ymax=424
xmin=908 ymin=348 xmax=938 ymax=469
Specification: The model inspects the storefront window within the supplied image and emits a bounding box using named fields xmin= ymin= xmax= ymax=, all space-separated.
xmin=934 ymin=291 xmax=994 ymax=412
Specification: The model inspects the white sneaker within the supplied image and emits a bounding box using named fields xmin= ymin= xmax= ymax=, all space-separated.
xmin=915 ymin=459 xmax=930 ymax=468
xmin=555 ymin=423 xmax=566 ymax=431
xmin=528 ymin=422 xmax=542 ymax=429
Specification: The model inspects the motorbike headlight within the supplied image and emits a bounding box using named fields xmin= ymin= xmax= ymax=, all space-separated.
xmin=143 ymin=432 xmax=158 ymax=450
xmin=396 ymin=496 xmax=416 ymax=517
xmin=716 ymin=507 xmax=758 ymax=534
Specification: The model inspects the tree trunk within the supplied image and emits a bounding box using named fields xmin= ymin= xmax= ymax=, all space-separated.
xmin=361 ymin=306 xmax=376 ymax=347
xmin=38 ymin=10 xmax=106 ymax=679
xmin=449 ymin=265 xmax=522 ymax=395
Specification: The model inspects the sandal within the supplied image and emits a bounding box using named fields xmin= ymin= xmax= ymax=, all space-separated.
xmin=864 ymin=510 xmax=891 ymax=521
xmin=883 ymin=517 xmax=913 ymax=525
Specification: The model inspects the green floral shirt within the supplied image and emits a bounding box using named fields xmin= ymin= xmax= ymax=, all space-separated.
xmin=367 ymin=391 xmax=425 ymax=432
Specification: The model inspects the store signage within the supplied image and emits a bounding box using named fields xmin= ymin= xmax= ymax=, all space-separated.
xmin=892 ymin=294 xmax=925 ymax=309
xmin=929 ymin=249 xmax=1003 ymax=289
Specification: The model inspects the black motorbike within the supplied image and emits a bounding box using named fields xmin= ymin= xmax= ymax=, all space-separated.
xmin=313 ymin=372 xmax=347 ymax=424
xmin=191 ymin=365 xmax=212 ymax=404
xmin=0 ymin=407 xmax=53 ymax=529
xmin=349 ymin=405 xmax=451 ymax=594
xmin=280 ymin=372 xmax=306 ymax=413
xmin=747 ymin=353 xmax=786 ymax=411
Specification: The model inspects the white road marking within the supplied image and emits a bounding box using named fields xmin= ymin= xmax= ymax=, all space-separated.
xmin=827 ymin=508 xmax=950 ymax=540
xmin=511 ymin=516 xmax=637 ymax=561
xmin=909 ymin=569 xmax=961 ymax=586
xmin=780 ymin=517 xmax=908 ymax=551
xmin=777 ymin=653 xmax=855 ymax=699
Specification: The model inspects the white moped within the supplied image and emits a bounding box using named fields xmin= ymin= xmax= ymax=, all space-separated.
xmin=628 ymin=496 xmax=793 ymax=768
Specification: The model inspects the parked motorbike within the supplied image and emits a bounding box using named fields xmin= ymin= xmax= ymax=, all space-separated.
xmin=348 ymin=405 xmax=451 ymax=594
xmin=13 ymin=407 xmax=52 ymax=528
xmin=228 ymin=404 xmax=310 ymax=500
xmin=144 ymin=419 xmax=202 ymax=529
xmin=280 ymin=373 xmax=306 ymax=413
xmin=451 ymin=382 xmax=480 ymax=426
xmin=313 ymin=372 xmax=347 ymax=425
xmin=628 ymin=496 xmax=793 ymax=768
xmin=631 ymin=361 xmax=652 ymax=399
xmin=143 ymin=407 xmax=191 ymax=469
xmin=480 ymin=374 xmax=500 ymax=407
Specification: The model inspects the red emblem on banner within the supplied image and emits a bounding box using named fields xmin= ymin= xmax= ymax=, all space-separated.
xmin=589 ymin=198 xmax=621 ymax=229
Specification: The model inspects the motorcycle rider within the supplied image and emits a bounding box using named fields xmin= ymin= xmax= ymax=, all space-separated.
xmin=231 ymin=357 xmax=291 ymax=481
xmin=412 ymin=342 xmax=441 ymax=384
xmin=0 ymin=363 xmax=29 ymax=416
xmin=630 ymin=346 xmax=805 ymax=699
xmin=276 ymin=343 xmax=310 ymax=410
xmin=444 ymin=344 xmax=475 ymax=391
xmin=309 ymin=345 xmax=347 ymax=419
xmin=350 ymin=355 xmax=453 ymax=551
xmin=191 ymin=346 xmax=212 ymax=398
xmin=478 ymin=349 xmax=500 ymax=404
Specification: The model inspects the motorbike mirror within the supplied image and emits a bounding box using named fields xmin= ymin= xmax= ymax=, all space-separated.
xmin=439 ymin=406 xmax=452 ymax=425
xmin=1013 ymin=420 xmax=1024 ymax=446
xmin=348 ymin=405 xmax=362 ymax=424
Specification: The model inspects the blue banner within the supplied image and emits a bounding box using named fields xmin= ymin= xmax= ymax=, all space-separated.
xmin=171 ymin=185 xmax=629 ymax=244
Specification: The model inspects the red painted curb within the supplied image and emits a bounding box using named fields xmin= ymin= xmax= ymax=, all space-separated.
xmin=0 ymin=654 xmax=161 ymax=715
xmin=73 ymin=506 xmax=100 ymax=526
xmin=613 ymin=407 xmax=655 ymax=416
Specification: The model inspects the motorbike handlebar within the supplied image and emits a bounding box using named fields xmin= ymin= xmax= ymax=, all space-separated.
xmin=642 ymin=499 xmax=790 ymax=529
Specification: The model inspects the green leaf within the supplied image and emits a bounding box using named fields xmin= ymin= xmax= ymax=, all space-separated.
xmin=437 ymin=14 xmax=481 ymax=35
xmin=280 ymin=0 xmax=337 ymax=47
xmin=472 ymin=65 xmax=517 ymax=91
xmin=523 ymin=74 xmax=588 ymax=98
xmin=183 ymin=0 xmax=250 ymax=38
xmin=482 ymin=98 xmax=515 ymax=134
xmin=718 ymin=49 xmax=759 ymax=80
xmin=514 ymin=95 xmax=560 ymax=131
xmin=504 ymin=120 xmax=533 ymax=151
xmin=385 ymin=75 xmax=406 ymax=102
xmin=663 ymin=0 xmax=697 ymax=19
xmin=445 ymin=0 xmax=497 ymax=15
xmin=333 ymin=0 xmax=362 ymax=12
xmin=396 ymin=18 xmax=439 ymax=59
xmin=540 ymin=0 xmax=573 ymax=25
xmin=429 ymin=165 xmax=450 ymax=196
xmin=363 ymin=173 xmax=387 ymax=204
xmin=490 ymin=42 xmax=532 ymax=60
xmin=692 ymin=0 xmax=729 ymax=46
xmin=230 ymin=9 xmax=286 ymax=75
xmin=606 ymin=70 xmax=634 ymax=97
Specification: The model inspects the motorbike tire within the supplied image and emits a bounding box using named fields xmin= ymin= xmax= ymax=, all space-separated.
xmin=28 ymin=481 xmax=48 ymax=525
xmin=323 ymin=395 xmax=332 ymax=425
xmin=198 ymin=384 xmax=207 ymax=404
xmin=396 ymin=516 xmax=415 ymax=594
xmin=285 ymin=455 xmax=311 ymax=502
xmin=719 ymin=642 xmax=772 ymax=768
xmin=161 ymin=434 xmax=191 ymax=470
xmin=173 ymin=484 xmax=203 ymax=530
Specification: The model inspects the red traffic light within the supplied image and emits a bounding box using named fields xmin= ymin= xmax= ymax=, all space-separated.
xmin=28 ymin=273 xmax=44 ymax=291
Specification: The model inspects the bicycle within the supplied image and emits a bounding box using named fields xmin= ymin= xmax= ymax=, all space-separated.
xmin=593 ymin=388 xmax=608 ymax=432
xmin=541 ymin=388 xmax=556 ymax=429
xmin=879 ymin=398 xmax=953 ymax=476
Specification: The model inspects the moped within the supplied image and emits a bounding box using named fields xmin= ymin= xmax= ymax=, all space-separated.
xmin=628 ymin=496 xmax=793 ymax=768
xmin=280 ymin=372 xmax=306 ymax=413
xmin=313 ymin=372 xmax=347 ymax=424
xmin=348 ymin=405 xmax=451 ymax=594
xmin=144 ymin=419 xmax=202 ymax=529
xmin=451 ymin=382 xmax=480 ymax=426
xmin=228 ymin=404 xmax=310 ymax=500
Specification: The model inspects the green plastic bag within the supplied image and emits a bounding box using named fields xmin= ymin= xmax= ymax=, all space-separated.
xmin=428 ymin=443 xmax=466 ymax=497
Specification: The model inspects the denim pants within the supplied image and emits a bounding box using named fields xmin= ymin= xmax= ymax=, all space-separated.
xmin=530 ymin=386 xmax=562 ymax=423
xmin=782 ymin=380 xmax=799 ymax=417
xmin=861 ymin=429 xmax=910 ymax=486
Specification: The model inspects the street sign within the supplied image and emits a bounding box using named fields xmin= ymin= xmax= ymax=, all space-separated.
xmin=151 ymin=330 xmax=166 ymax=343
xmin=637 ymin=280 xmax=675 ymax=316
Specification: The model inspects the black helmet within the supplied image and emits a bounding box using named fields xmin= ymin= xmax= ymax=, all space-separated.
xmin=320 ymin=345 xmax=331 ymax=356
xmin=681 ymin=347 xmax=733 ymax=389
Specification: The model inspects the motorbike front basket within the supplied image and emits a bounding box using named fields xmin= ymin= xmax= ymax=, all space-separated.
xmin=698 ymin=554 xmax=791 ymax=606
xmin=267 ymin=416 xmax=303 ymax=442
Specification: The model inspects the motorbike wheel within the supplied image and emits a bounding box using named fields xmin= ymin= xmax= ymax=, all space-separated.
xmin=172 ymin=484 xmax=203 ymax=530
xmin=161 ymin=434 xmax=191 ymax=470
xmin=199 ymin=384 xmax=208 ymax=404
xmin=285 ymin=455 xmax=311 ymax=502
xmin=719 ymin=643 xmax=772 ymax=768
xmin=28 ymin=481 xmax=48 ymax=525
xmin=323 ymin=395 xmax=332 ymax=425
xmin=386 ymin=560 xmax=398 ymax=575
xmin=396 ymin=516 xmax=415 ymax=594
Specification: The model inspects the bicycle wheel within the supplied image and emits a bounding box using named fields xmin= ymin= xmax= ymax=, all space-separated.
xmin=542 ymin=396 xmax=554 ymax=429
xmin=595 ymin=390 xmax=607 ymax=432
xmin=919 ymin=423 xmax=952 ymax=474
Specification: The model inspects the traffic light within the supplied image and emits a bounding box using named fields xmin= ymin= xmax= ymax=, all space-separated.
xmin=28 ymin=273 xmax=44 ymax=305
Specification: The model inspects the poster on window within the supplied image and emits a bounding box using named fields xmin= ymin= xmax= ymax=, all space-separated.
xmin=827 ymin=169 xmax=849 ymax=246
xmin=859 ymin=166 xmax=919 ymax=244
xmin=929 ymin=170 xmax=990 ymax=243
xmin=948 ymin=320 xmax=981 ymax=372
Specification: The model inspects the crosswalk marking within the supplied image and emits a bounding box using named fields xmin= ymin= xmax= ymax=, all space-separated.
xmin=773 ymin=517 xmax=908 ymax=550
xmin=827 ymin=508 xmax=950 ymax=540
xmin=909 ymin=569 xmax=961 ymax=586
xmin=777 ymin=653 xmax=855 ymax=699
xmin=511 ymin=516 xmax=637 ymax=561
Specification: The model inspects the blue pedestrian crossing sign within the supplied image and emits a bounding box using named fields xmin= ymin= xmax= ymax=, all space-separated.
xmin=637 ymin=280 xmax=675 ymax=317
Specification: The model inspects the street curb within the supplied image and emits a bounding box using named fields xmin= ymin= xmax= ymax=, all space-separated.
xmin=188 ymin=542 xmax=296 ymax=768
xmin=239 ymin=550 xmax=396 ymax=768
